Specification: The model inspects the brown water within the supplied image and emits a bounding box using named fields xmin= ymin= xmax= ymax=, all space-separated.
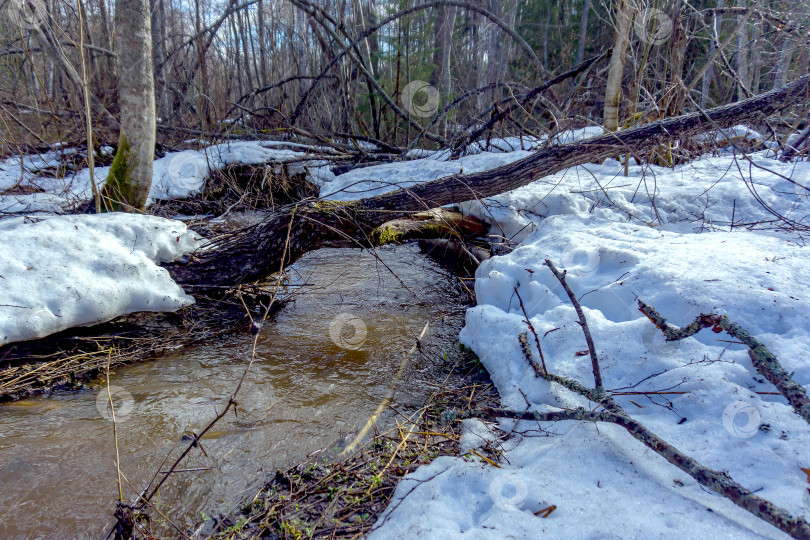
xmin=0 ymin=245 xmax=465 ymax=539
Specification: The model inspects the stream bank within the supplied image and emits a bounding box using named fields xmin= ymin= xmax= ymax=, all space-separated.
xmin=0 ymin=243 xmax=480 ymax=538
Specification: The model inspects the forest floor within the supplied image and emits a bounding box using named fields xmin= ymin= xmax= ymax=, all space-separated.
xmin=1 ymin=130 xmax=810 ymax=538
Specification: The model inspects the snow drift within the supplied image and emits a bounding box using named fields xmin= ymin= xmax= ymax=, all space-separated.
xmin=0 ymin=213 xmax=201 ymax=345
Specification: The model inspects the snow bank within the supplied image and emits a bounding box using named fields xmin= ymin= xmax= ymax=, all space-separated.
xmin=460 ymin=150 xmax=810 ymax=241
xmin=148 ymin=140 xmax=310 ymax=200
xmin=370 ymin=152 xmax=810 ymax=539
xmin=321 ymin=150 xmax=533 ymax=201
xmin=0 ymin=213 xmax=201 ymax=345
xmin=0 ymin=140 xmax=324 ymax=216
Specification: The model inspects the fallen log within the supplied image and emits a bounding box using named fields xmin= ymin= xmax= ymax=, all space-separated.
xmin=371 ymin=208 xmax=488 ymax=245
xmin=418 ymin=238 xmax=490 ymax=276
xmin=165 ymin=75 xmax=810 ymax=288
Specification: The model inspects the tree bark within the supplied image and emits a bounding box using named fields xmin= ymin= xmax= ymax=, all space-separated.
xmin=429 ymin=4 xmax=457 ymax=96
xmin=104 ymin=0 xmax=156 ymax=210
xmin=575 ymin=0 xmax=592 ymax=65
xmin=603 ymin=0 xmax=633 ymax=131
xmin=701 ymin=0 xmax=723 ymax=108
xmin=734 ymin=0 xmax=750 ymax=99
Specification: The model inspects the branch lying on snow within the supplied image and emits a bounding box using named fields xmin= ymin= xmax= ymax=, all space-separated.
xmin=638 ymin=299 xmax=810 ymax=425
xmin=474 ymin=260 xmax=810 ymax=539
xmin=468 ymin=406 xmax=810 ymax=539
xmin=518 ymin=333 xmax=604 ymax=404
xmin=544 ymin=259 xmax=605 ymax=394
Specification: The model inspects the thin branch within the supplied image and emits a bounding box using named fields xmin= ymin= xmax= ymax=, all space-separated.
xmin=470 ymin=407 xmax=810 ymax=539
xmin=544 ymin=259 xmax=604 ymax=393
xmin=638 ymin=299 xmax=810 ymax=425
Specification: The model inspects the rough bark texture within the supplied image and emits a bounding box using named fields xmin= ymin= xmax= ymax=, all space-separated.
xmin=165 ymin=76 xmax=810 ymax=288
xmin=105 ymin=0 xmax=156 ymax=210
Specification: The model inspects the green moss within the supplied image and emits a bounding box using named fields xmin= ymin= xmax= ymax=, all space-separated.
xmin=102 ymin=135 xmax=136 ymax=211
xmin=313 ymin=200 xmax=353 ymax=212
xmin=371 ymin=220 xmax=453 ymax=246
xmin=371 ymin=224 xmax=404 ymax=245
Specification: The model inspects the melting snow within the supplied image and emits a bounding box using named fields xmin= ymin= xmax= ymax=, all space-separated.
xmin=0 ymin=213 xmax=201 ymax=345
xmin=368 ymin=148 xmax=810 ymax=538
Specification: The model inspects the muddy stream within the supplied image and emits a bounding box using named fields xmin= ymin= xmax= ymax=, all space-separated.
xmin=0 ymin=244 xmax=466 ymax=538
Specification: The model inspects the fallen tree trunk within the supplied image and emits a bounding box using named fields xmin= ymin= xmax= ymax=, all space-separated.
xmin=165 ymin=75 xmax=810 ymax=288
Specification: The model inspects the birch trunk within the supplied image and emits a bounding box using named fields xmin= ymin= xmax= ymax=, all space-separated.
xmin=104 ymin=0 xmax=156 ymax=210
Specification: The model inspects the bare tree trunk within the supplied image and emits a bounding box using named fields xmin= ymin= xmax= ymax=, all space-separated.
xmin=194 ymin=0 xmax=211 ymax=130
xmin=701 ymin=0 xmax=723 ymax=108
xmin=749 ymin=20 xmax=762 ymax=94
xmin=735 ymin=0 xmax=749 ymax=99
xmin=257 ymin=0 xmax=268 ymax=88
xmin=150 ymin=0 xmax=168 ymax=119
xmin=104 ymin=0 xmax=156 ymax=210
xmin=575 ymin=0 xmax=591 ymax=65
xmin=157 ymin=0 xmax=170 ymax=117
xmin=429 ymin=4 xmax=457 ymax=96
xmin=294 ymin=5 xmax=310 ymax=96
xmin=603 ymin=0 xmax=633 ymax=131
xmin=542 ymin=0 xmax=550 ymax=66
xmin=665 ymin=0 xmax=687 ymax=116
xmin=96 ymin=0 xmax=114 ymax=81
xmin=774 ymin=36 xmax=793 ymax=89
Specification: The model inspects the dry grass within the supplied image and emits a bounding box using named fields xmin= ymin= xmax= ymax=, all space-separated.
xmin=0 ymin=282 xmax=287 ymax=401
xmin=200 ymin=349 xmax=501 ymax=540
